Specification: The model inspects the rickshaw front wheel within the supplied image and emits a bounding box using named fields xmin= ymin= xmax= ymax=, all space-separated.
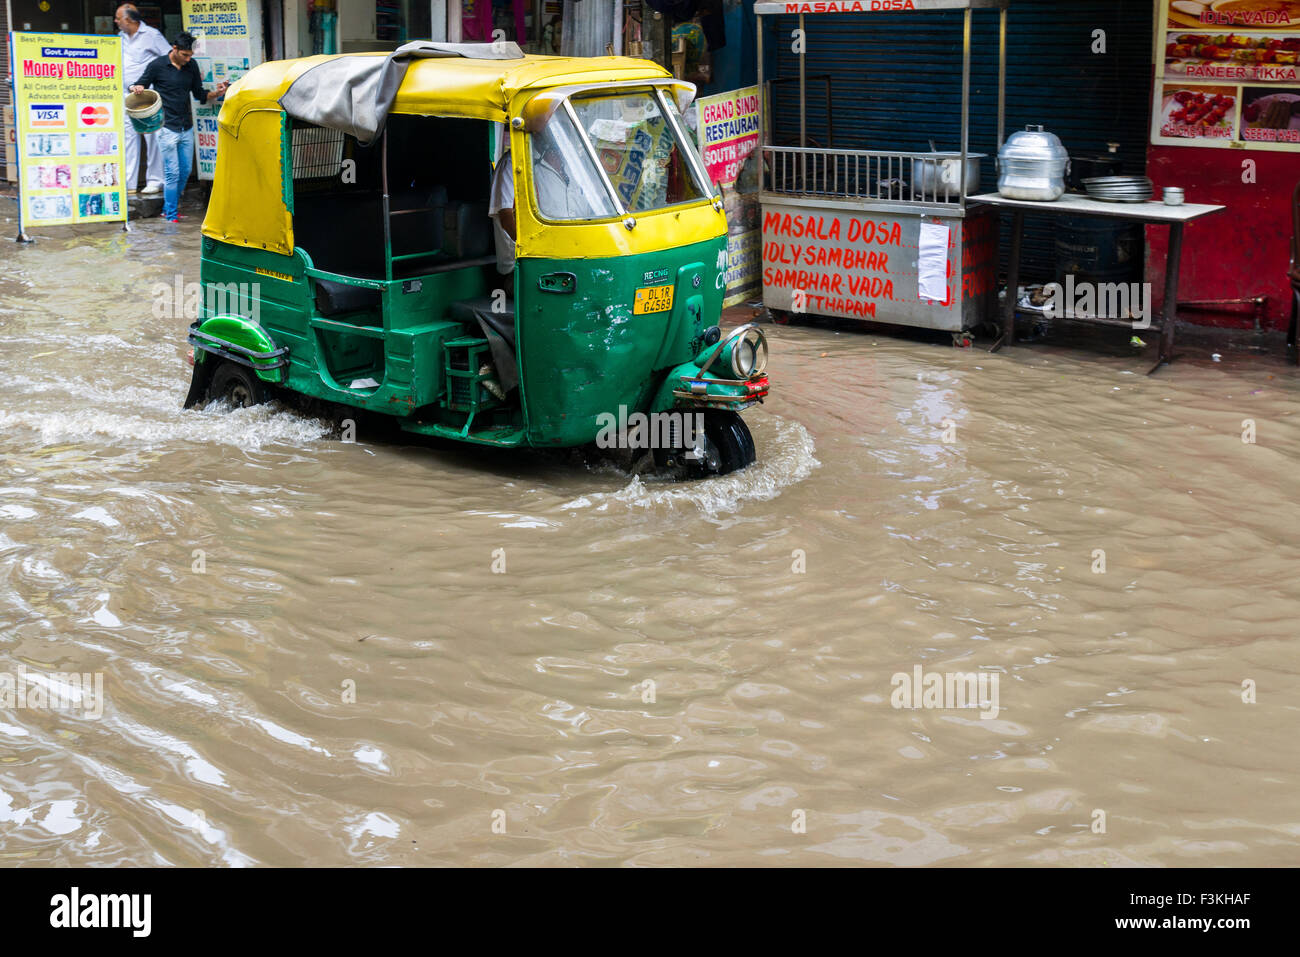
xmin=209 ymin=361 xmax=270 ymax=409
xmin=662 ymin=410 xmax=755 ymax=478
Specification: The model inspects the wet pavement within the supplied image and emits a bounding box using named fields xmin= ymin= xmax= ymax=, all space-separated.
xmin=1 ymin=192 xmax=1298 ymax=866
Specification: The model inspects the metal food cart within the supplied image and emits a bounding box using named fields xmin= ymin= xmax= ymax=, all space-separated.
xmin=754 ymin=0 xmax=1008 ymax=334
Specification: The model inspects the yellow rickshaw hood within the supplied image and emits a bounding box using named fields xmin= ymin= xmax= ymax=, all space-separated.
xmin=217 ymin=53 xmax=676 ymax=133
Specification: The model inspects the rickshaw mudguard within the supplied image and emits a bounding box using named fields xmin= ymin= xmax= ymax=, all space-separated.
xmin=188 ymin=315 xmax=288 ymax=385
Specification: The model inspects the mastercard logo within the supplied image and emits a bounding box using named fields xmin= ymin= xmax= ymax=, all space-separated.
xmin=79 ymin=104 xmax=110 ymax=127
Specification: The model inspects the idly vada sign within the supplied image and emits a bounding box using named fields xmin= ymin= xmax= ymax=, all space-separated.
xmin=1150 ymin=0 xmax=1300 ymax=151
xmin=10 ymin=32 xmax=126 ymax=229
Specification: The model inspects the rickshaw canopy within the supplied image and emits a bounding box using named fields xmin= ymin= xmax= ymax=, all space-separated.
xmin=202 ymin=48 xmax=684 ymax=256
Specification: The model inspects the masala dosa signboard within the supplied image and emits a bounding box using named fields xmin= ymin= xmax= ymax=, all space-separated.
xmin=9 ymin=32 xmax=126 ymax=227
xmin=1152 ymin=0 xmax=1300 ymax=150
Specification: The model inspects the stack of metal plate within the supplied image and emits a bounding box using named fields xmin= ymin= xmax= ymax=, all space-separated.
xmin=1083 ymin=176 xmax=1154 ymax=203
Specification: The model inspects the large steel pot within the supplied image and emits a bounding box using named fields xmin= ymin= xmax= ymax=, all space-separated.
xmin=997 ymin=125 xmax=1070 ymax=201
xmin=912 ymin=152 xmax=984 ymax=196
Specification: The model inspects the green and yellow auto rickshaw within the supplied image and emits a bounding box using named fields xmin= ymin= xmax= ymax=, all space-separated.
xmin=185 ymin=41 xmax=769 ymax=475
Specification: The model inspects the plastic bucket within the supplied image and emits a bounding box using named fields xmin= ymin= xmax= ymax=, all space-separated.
xmin=124 ymin=90 xmax=163 ymax=134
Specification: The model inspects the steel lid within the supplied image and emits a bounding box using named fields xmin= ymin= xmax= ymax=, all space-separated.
xmin=999 ymin=124 xmax=1069 ymax=163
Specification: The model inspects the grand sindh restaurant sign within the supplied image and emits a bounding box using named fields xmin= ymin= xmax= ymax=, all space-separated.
xmin=1151 ymin=0 xmax=1300 ymax=150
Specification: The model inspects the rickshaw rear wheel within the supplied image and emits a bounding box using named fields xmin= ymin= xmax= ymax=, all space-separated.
xmin=209 ymin=362 xmax=270 ymax=409
xmin=657 ymin=410 xmax=755 ymax=478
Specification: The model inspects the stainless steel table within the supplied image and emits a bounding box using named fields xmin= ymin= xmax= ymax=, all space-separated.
xmin=969 ymin=192 xmax=1225 ymax=373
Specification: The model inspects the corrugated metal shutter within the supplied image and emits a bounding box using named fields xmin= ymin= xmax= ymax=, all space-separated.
xmin=768 ymin=0 xmax=1153 ymax=281
xmin=1 ymin=1 xmax=9 ymax=178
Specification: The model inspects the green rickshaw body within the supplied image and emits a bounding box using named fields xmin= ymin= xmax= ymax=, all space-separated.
xmin=189 ymin=49 xmax=770 ymax=468
xmin=513 ymin=237 xmax=726 ymax=447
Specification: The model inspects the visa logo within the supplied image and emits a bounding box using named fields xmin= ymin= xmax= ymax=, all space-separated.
xmin=30 ymin=104 xmax=65 ymax=127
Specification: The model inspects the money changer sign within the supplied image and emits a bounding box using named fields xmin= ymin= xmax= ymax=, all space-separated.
xmin=10 ymin=32 xmax=126 ymax=226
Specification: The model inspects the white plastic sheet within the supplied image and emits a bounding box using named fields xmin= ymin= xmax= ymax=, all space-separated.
xmin=917 ymin=221 xmax=950 ymax=303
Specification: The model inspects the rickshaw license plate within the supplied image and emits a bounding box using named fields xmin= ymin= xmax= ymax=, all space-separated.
xmin=634 ymin=285 xmax=674 ymax=315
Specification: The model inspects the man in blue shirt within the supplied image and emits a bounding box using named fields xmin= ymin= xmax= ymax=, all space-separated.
xmin=130 ymin=32 xmax=228 ymax=222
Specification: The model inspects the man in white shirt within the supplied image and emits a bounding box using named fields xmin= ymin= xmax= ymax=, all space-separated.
xmin=488 ymin=127 xmax=606 ymax=274
xmin=488 ymin=147 xmax=515 ymax=275
xmin=117 ymin=4 xmax=171 ymax=194
xmin=533 ymin=143 xmax=574 ymax=218
xmin=532 ymin=132 xmax=601 ymax=219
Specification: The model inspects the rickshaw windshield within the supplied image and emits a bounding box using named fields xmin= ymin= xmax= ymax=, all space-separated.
xmin=529 ymin=108 xmax=622 ymax=221
xmin=530 ymin=90 xmax=712 ymax=221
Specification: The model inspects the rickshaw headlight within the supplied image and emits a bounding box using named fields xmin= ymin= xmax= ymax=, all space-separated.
xmin=729 ymin=329 xmax=768 ymax=378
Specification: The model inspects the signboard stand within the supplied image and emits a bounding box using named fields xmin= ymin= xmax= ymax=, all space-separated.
xmin=10 ymin=34 xmax=31 ymax=243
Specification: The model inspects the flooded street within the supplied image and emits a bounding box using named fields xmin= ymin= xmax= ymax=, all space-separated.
xmin=2 ymin=211 xmax=1298 ymax=867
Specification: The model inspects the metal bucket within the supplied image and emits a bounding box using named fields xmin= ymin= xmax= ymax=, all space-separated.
xmin=125 ymin=90 xmax=163 ymax=134
xmin=912 ymin=153 xmax=984 ymax=196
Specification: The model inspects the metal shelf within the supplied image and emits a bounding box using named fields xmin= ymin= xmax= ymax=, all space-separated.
xmin=760 ymin=191 xmax=978 ymax=218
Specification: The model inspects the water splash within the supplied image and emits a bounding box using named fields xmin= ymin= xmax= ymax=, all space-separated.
xmin=0 ymin=401 xmax=332 ymax=452
xmin=559 ymin=415 xmax=820 ymax=517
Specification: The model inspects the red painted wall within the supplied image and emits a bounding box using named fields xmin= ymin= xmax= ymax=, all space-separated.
xmin=1146 ymin=146 xmax=1298 ymax=330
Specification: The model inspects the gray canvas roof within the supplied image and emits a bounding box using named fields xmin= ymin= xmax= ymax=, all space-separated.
xmin=278 ymin=40 xmax=525 ymax=145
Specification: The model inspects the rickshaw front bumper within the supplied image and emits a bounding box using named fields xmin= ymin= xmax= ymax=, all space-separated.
xmin=670 ymin=373 xmax=770 ymax=410
xmin=663 ymin=323 xmax=770 ymax=412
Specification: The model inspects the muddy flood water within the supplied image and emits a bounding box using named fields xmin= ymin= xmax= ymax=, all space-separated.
xmin=1 ymin=213 xmax=1298 ymax=867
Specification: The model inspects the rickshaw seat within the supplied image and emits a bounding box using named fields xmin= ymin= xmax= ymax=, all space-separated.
xmin=315 ymin=278 xmax=382 ymax=318
xmin=443 ymin=201 xmax=492 ymax=259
